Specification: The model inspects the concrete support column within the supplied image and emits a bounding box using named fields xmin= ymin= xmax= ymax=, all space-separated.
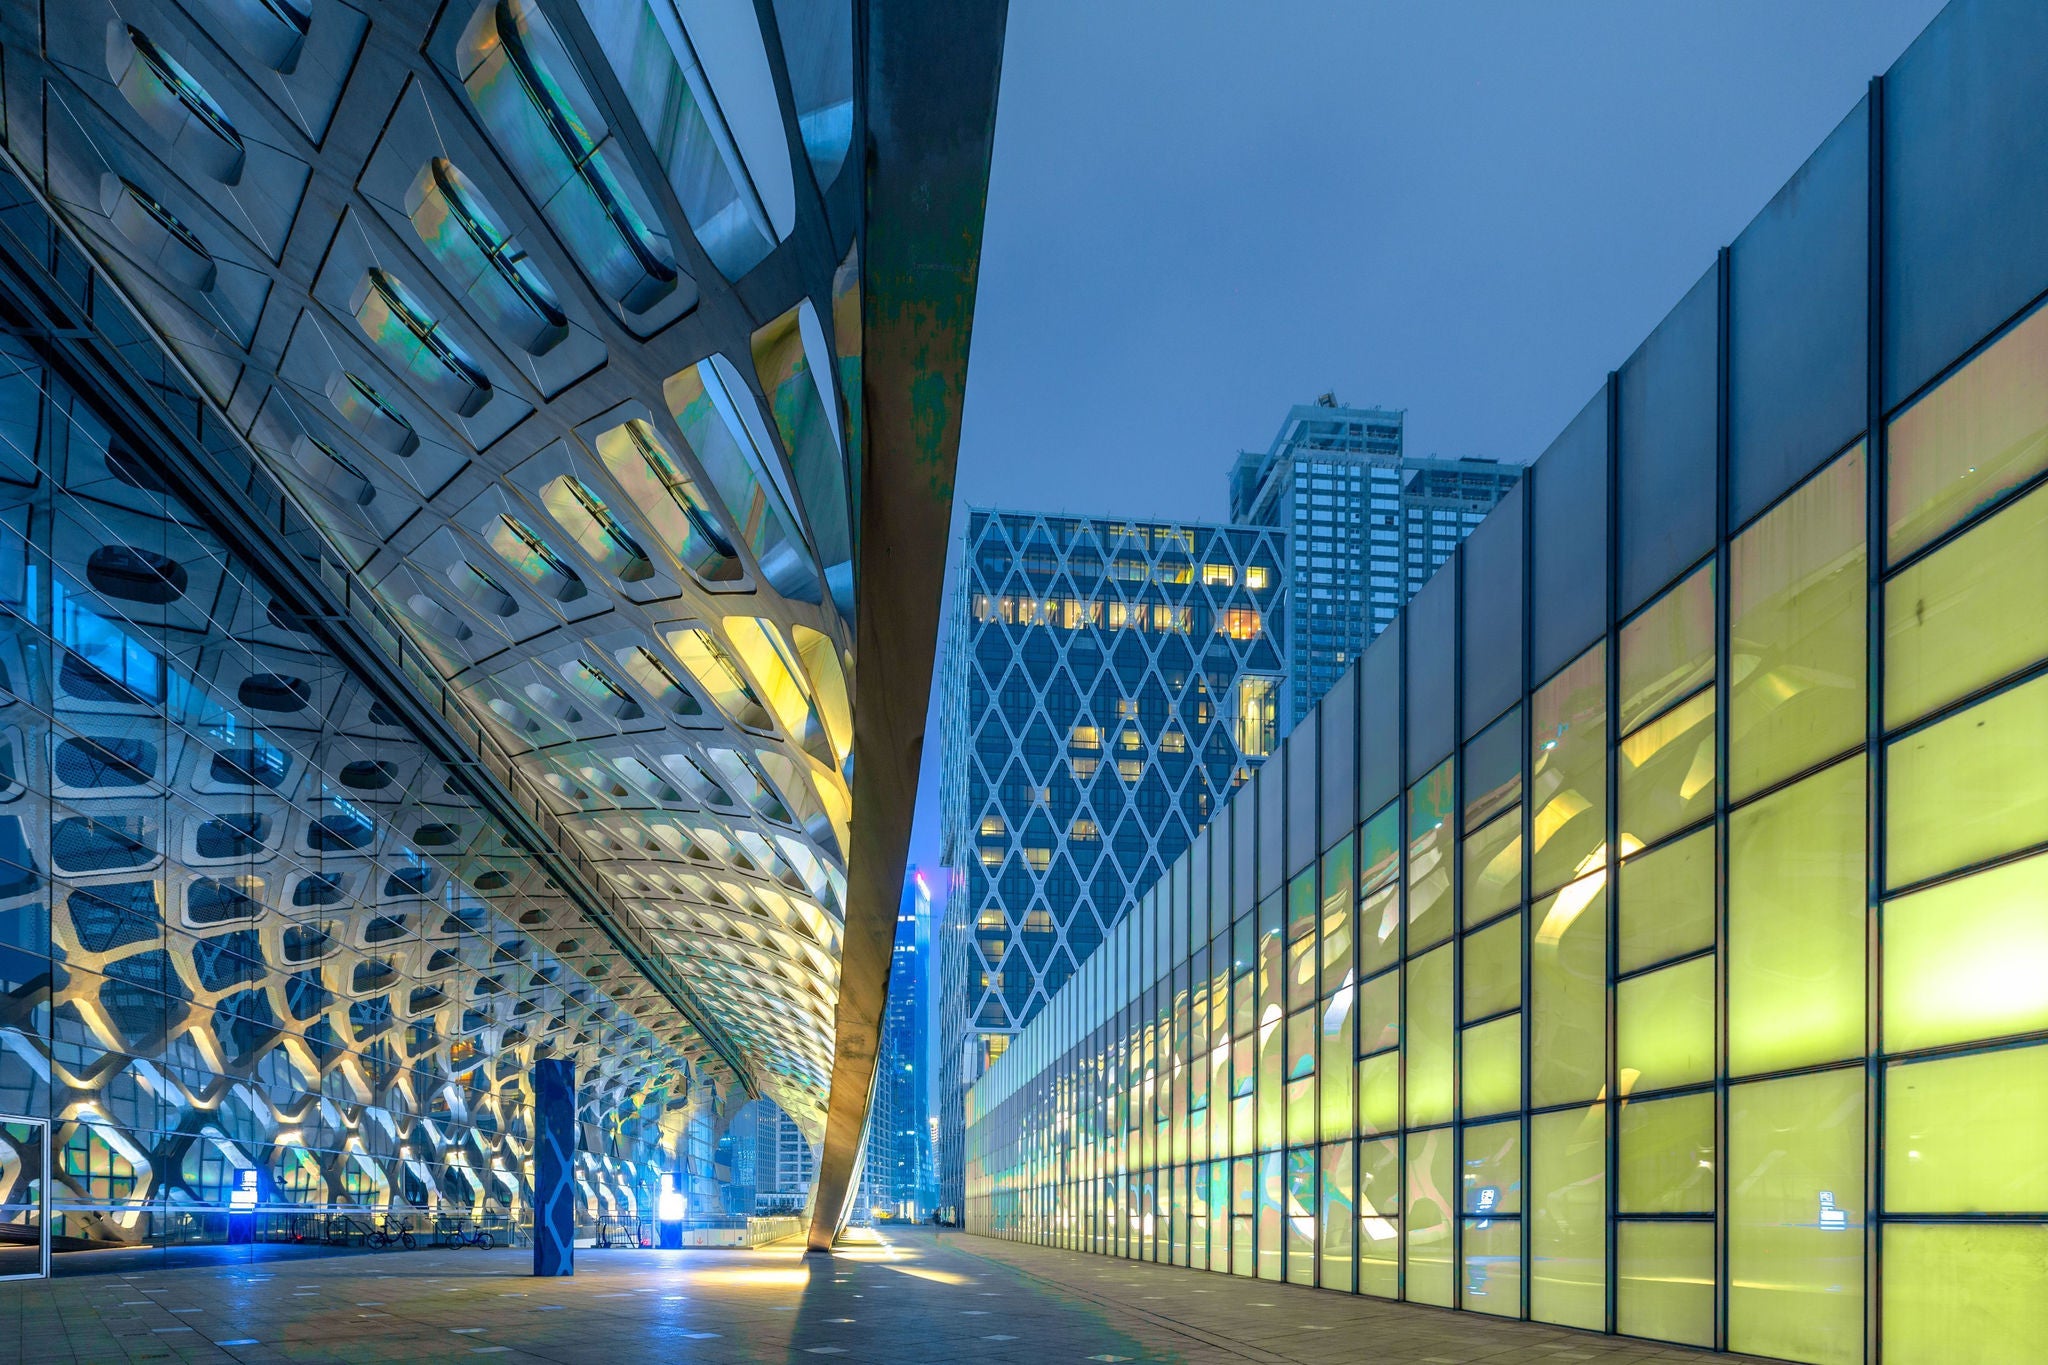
xmin=533 ymin=1059 xmax=575 ymax=1277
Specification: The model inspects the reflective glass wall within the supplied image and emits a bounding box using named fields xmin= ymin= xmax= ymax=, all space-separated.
xmin=966 ymin=7 xmax=2048 ymax=1359
xmin=0 ymin=331 xmax=701 ymax=1259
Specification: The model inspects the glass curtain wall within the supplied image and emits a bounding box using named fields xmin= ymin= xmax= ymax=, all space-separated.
xmin=967 ymin=56 xmax=2048 ymax=1365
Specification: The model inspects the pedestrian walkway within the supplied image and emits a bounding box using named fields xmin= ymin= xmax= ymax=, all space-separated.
xmin=0 ymin=1224 xmax=1772 ymax=1363
xmin=946 ymin=1230 xmax=1775 ymax=1365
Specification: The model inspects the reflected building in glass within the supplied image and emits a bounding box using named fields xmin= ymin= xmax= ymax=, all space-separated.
xmin=966 ymin=3 xmax=2048 ymax=1360
xmin=936 ymin=509 xmax=1286 ymax=1219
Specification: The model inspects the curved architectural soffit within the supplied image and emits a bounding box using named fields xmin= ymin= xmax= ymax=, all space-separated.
xmin=3 ymin=0 xmax=1003 ymax=1152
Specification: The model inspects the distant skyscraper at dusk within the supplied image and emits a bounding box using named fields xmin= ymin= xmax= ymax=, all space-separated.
xmin=753 ymin=1105 xmax=817 ymax=1215
xmin=1230 ymin=395 xmax=1521 ymax=723
xmin=934 ymin=509 xmax=1286 ymax=1216
xmin=855 ymin=871 xmax=932 ymax=1220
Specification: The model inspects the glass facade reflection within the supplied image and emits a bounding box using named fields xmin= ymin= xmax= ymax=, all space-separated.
xmin=966 ymin=7 xmax=2048 ymax=1360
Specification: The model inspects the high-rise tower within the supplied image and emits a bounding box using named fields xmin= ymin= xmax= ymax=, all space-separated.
xmin=934 ymin=510 xmax=1287 ymax=1215
xmin=1230 ymin=396 xmax=1520 ymax=723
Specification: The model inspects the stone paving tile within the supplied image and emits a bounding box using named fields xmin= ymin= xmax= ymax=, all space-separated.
xmin=929 ymin=1229 xmax=1780 ymax=1365
xmin=0 ymin=1226 xmax=1776 ymax=1364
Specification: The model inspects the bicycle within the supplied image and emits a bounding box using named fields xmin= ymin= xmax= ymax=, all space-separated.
xmin=450 ymin=1221 xmax=494 ymax=1250
xmin=368 ymin=1217 xmax=417 ymax=1251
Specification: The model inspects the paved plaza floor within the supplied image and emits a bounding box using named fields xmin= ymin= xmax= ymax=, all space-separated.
xmin=0 ymin=1225 xmax=1772 ymax=1364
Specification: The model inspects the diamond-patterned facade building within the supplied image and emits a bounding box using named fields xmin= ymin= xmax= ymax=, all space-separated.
xmin=936 ymin=510 xmax=1285 ymax=1212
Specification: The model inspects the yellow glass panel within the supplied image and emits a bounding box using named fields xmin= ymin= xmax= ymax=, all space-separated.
xmin=1887 ymin=672 xmax=2048 ymax=889
xmin=1319 ymin=1141 xmax=1354 ymax=1292
xmin=1619 ymin=1221 xmax=1714 ymax=1348
xmin=1358 ymin=1052 xmax=1399 ymax=1136
xmin=1404 ymin=946 xmax=1453 ymax=1127
xmin=1257 ymin=1151 xmax=1283 ymax=1279
xmin=1462 ymin=806 xmax=1522 ymax=926
xmin=1460 ymin=1014 xmax=1521 ymax=1118
xmin=1618 ymin=956 xmax=1714 ymax=1094
xmin=1885 ymin=480 xmax=2048 ymax=726
xmin=1358 ymin=884 xmax=1400 ymax=977
xmin=1618 ymin=689 xmax=1716 ymax=850
xmin=1729 ymin=445 xmax=1866 ymax=800
xmin=1882 ymin=1223 xmax=2048 ymax=1365
xmin=1318 ymin=987 xmax=1354 ymax=1143
xmin=1619 ymin=1091 xmax=1715 ymax=1214
xmin=1208 ymin=1044 xmax=1230 ymax=1157
xmin=1462 ymin=911 xmax=1522 ymax=1021
xmin=1357 ymin=1136 xmax=1400 ymax=1298
xmin=1287 ymin=932 xmax=1316 ymax=1011
xmin=1232 ymin=1035 xmax=1254 ymax=1155
xmin=1618 ymin=825 xmax=1714 ymax=974
xmin=1285 ymin=1009 xmax=1315 ymax=1147
xmin=1403 ymin=1127 xmax=1454 ymax=1307
xmin=1462 ymin=1118 xmax=1520 ymax=1215
xmin=1284 ymin=1147 xmax=1315 ymax=1284
xmin=1531 ymin=872 xmax=1606 ymax=1107
xmin=1407 ymin=758 xmax=1455 ymax=952
xmin=1621 ymin=561 xmax=1716 ymax=734
xmin=1531 ymin=644 xmax=1608 ymax=896
xmin=1884 ymin=850 xmax=2048 ymax=1052
xmin=1728 ymin=756 xmax=1865 ymax=1076
xmin=1530 ymin=1104 xmax=1605 ymax=1329
xmin=1461 ymin=1217 xmax=1522 ymax=1317
xmin=1728 ymin=1068 xmax=1864 ymax=1365
xmin=1886 ymin=1044 xmax=2048 ymax=1213
xmin=1357 ymin=967 xmax=1399 ymax=1056
xmin=1256 ymin=1015 xmax=1282 ymax=1151
xmin=1887 ymin=297 xmax=2048 ymax=560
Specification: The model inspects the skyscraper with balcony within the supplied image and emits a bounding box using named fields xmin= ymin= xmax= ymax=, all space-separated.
xmin=1229 ymin=397 xmax=1521 ymax=723
xmin=935 ymin=510 xmax=1287 ymax=1215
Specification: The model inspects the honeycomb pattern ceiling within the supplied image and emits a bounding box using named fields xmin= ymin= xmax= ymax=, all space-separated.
xmin=11 ymin=0 xmax=880 ymax=1134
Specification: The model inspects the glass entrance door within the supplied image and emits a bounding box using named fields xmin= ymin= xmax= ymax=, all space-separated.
xmin=0 ymin=1116 xmax=49 ymax=1279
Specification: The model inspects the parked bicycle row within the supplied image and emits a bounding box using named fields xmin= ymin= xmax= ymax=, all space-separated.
xmin=259 ymin=1212 xmax=519 ymax=1250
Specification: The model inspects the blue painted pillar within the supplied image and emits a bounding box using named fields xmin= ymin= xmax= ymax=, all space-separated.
xmin=533 ymin=1058 xmax=575 ymax=1277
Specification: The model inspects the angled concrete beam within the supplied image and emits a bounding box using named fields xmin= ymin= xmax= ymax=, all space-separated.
xmin=807 ymin=0 xmax=1009 ymax=1249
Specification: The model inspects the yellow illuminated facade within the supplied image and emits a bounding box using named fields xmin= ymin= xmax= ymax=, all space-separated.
xmin=967 ymin=13 xmax=2048 ymax=1357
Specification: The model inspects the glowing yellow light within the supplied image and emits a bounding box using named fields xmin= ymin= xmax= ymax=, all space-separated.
xmin=1536 ymin=868 xmax=1606 ymax=946
xmin=885 ymin=1265 xmax=972 ymax=1286
xmin=683 ymin=1266 xmax=811 ymax=1289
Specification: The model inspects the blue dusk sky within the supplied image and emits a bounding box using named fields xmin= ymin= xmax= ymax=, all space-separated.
xmin=905 ymin=0 xmax=1946 ymax=926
